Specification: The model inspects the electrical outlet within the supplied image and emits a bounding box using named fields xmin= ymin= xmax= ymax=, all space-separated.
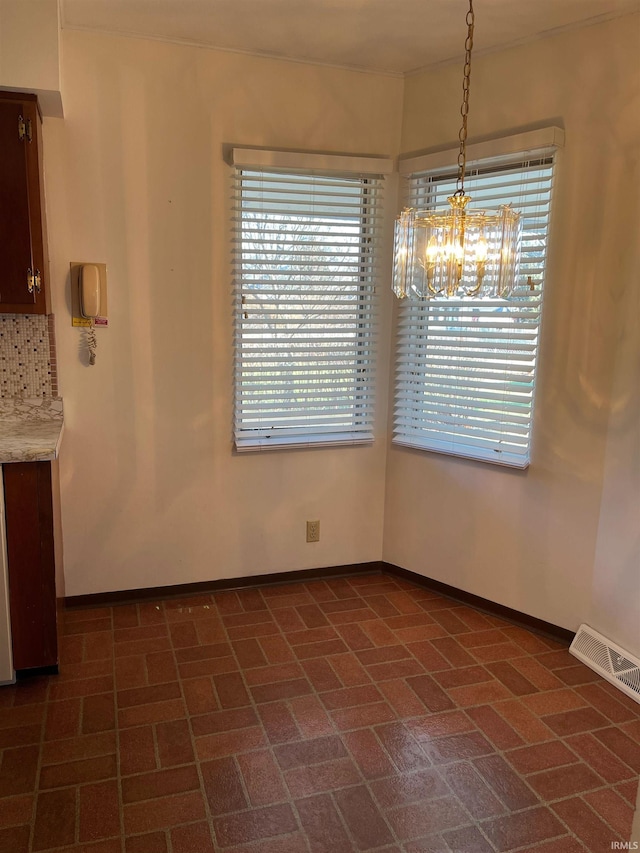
xmin=306 ymin=520 xmax=320 ymax=543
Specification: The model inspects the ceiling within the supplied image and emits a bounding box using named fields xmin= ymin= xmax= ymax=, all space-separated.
xmin=61 ymin=0 xmax=640 ymax=75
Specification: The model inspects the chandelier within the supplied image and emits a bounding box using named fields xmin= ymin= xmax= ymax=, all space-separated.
xmin=392 ymin=0 xmax=522 ymax=300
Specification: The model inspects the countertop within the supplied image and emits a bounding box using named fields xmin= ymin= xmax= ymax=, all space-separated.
xmin=0 ymin=397 xmax=64 ymax=463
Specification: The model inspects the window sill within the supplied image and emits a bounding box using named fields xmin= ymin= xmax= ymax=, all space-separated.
xmin=392 ymin=437 xmax=529 ymax=469
xmin=235 ymin=433 xmax=374 ymax=452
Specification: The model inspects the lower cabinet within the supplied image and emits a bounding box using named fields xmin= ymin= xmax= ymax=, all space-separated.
xmin=3 ymin=462 xmax=58 ymax=671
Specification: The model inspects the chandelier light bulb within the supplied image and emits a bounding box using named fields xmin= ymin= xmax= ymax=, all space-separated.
xmin=426 ymin=239 xmax=439 ymax=262
xmin=475 ymin=236 xmax=488 ymax=263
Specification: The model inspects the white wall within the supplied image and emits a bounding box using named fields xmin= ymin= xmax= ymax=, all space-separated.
xmin=384 ymin=14 xmax=640 ymax=635
xmin=42 ymin=30 xmax=402 ymax=596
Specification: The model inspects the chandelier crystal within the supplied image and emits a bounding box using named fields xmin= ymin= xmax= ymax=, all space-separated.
xmin=392 ymin=0 xmax=522 ymax=301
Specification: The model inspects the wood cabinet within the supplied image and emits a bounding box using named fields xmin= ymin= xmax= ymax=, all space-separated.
xmin=3 ymin=462 xmax=58 ymax=671
xmin=0 ymin=92 xmax=49 ymax=314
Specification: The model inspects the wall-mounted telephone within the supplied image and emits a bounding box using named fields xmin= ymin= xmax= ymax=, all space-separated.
xmin=70 ymin=262 xmax=108 ymax=366
xmin=80 ymin=264 xmax=101 ymax=319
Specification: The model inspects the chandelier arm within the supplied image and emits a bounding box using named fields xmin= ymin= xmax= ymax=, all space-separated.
xmin=455 ymin=0 xmax=475 ymax=197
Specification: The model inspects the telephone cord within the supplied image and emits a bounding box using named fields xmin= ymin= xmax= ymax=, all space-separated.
xmin=87 ymin=322 xmax=97 ymax=365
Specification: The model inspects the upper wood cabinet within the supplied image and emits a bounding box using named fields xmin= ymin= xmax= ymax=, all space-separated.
xmin=0 ymin=92 xmax=49 ymax=314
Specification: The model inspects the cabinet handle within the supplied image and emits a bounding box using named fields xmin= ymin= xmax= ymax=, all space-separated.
xmin=17 ymin=116 xmax=32 ymax=142
xmin=27 ymin=269 xmax=41 ymax=294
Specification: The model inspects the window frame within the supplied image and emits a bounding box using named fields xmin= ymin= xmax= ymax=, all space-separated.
xmin=231 ymin=149 xmax=391 ymax=453
xmin=393 ymin=137 xmax=560 ymax=469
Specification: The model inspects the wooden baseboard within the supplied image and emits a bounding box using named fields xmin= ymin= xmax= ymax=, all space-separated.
xmin=383 ymin=562 xmax=574 ymax=644
xmin=16 ymin=664 xmax=59 ymax=678
xmin=64 ymin=561 xmax=385 ymax=609
xmin=63 ymin=558 xmax=573 ymax=644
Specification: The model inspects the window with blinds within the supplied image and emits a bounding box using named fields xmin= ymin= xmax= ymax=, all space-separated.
xmin=234 ymin=167 xmax=383 ymax=451
xmin=394 ymin=155 xmax=555 ymax=468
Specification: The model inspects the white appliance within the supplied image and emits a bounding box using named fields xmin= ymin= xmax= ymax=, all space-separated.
xmin=0 ymin=474 xmax=15 ymax=684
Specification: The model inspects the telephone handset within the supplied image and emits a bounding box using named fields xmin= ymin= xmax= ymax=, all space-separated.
xmin=80 ymin=264 xmax=101 ymax=319
xmin=80 ymin=264 xmax=101 ymax=365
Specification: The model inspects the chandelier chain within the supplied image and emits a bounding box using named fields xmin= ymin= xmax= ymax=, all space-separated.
xmin=455 ymin=0 xmax=475 ymax=196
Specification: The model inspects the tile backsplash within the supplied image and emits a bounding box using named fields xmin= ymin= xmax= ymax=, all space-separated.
xmin=0 ymin=314 xmax=58 ymax=398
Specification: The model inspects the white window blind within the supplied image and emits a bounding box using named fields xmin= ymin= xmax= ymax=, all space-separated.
xmin=394 ymin=155 xmax=555 ymax=468
xmin=233 ymin=166 xmax=384 ymax=451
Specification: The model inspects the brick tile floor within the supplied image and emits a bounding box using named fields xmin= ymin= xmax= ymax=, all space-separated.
xmin=0 ymin=572 xmax=638 ymax=852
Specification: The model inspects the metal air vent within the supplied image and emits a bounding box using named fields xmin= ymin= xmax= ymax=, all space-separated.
xmin=570 ymin=624 xmax=640 ymax=705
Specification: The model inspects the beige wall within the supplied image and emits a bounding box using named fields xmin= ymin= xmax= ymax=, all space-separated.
xmin=0 ymin=0 xmax=63 ymax=116
xmin=590 ymin=177 xmax=640 ymax=656
xmin=42 ymin=30 xmax=402 ymax=596
xmin=20 ymin=13 xmax=640 ymax=641
xmin=384 ymin=14 xmax=640 ymax=636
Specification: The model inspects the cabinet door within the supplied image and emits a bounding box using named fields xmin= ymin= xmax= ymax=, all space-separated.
xmin=0 ymin=97 xmax=46 ymax=312
xmin=3 ymin=462 xmax=58 ymax=671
